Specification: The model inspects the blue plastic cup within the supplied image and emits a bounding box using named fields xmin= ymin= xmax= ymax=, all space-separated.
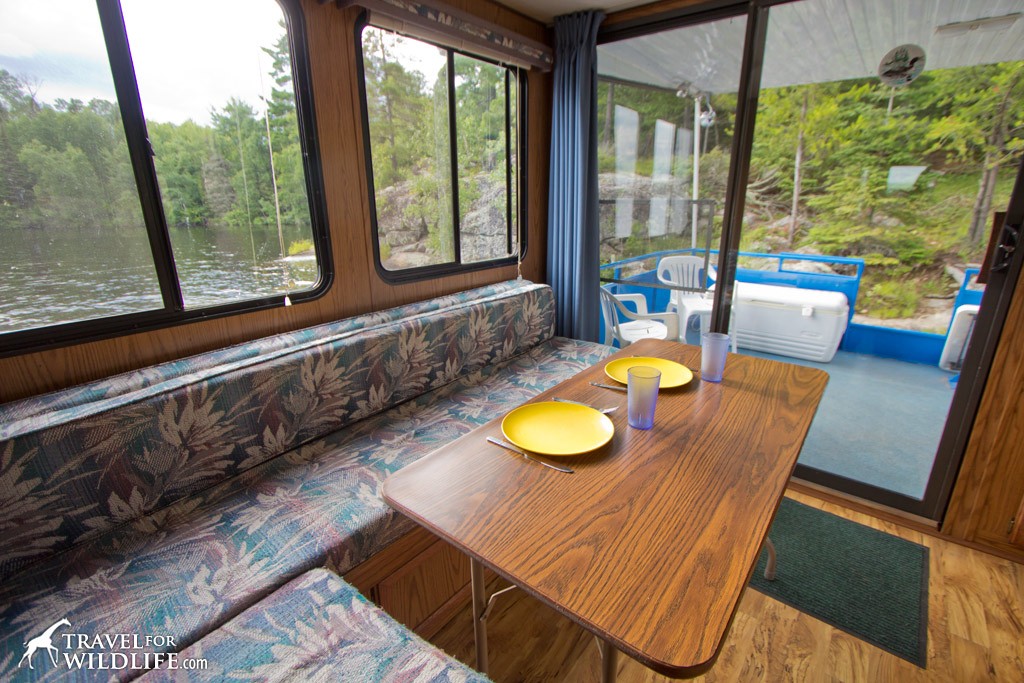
xmin=701 ymin=332 xmax=731 ymax=383
xmin=627 ymin=366 xmax=661 ymax=430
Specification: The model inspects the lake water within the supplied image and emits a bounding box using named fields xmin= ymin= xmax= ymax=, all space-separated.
xmin=0 ymin=223 xmax=318 ymax=335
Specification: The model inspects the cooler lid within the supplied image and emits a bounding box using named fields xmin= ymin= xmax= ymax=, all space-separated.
xmin=735 ymin=282 xmax=849 ymax=313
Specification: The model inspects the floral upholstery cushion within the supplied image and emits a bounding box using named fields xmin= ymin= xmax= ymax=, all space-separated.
xmin=0 ymin=280 xmax=528 ymax=426
xmin=0 ymin=337 xmax=614 ymax=682
xmin=0 ymin=281 xmax=556 ymax=581
xmin=138 ymin=568 xmax=489 ymax=682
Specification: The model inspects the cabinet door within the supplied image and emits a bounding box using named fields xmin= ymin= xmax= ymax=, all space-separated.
xmin=944 ymin=247 xmax=1024 ymax=558
xmin=377 ymin=539 xmax=472 ymax=637
xmin=344 ymin=527 xmax=474 ymax=638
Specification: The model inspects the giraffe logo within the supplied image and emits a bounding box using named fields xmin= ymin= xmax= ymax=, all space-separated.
xmin=18 ymin=618 xmax=71 ymax=669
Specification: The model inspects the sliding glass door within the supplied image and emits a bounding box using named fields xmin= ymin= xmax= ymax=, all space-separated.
xmin=597 ymin=0 xmax=1024 ymax=519
xmin=749 ymin=0 xmax=1023 ymax=516
xmin=596 ymin=7 xmax=749 ymax=342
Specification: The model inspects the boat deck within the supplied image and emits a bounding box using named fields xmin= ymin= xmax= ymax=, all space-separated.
xmin=683 ymin=327 xmax=955 ymax=499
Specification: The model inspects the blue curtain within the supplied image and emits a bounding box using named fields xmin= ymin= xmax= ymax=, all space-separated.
xmin=547 ymin=10 xmax=604 ymax=341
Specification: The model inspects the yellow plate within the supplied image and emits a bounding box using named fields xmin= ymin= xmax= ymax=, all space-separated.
xmin=501 ymin=401 xmax=614 ymax=456
xmin=604 ymin=357 xmax=694 ymax=388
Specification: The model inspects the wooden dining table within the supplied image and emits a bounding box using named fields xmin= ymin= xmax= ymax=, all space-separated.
xmin=382 ymin=338 xmax=828 ymax=680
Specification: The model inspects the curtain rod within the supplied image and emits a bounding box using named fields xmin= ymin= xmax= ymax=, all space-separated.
xmin=320 ymin=0 xmax=553 ymax=71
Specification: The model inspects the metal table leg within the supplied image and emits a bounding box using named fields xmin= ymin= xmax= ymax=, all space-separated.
xmin=764 ymin=537 xmax=777 ymax=581
xmin=471 ymin=557 xmax=489 ymax=674
xmin=596 ymin=638 xmax=618 ymax=683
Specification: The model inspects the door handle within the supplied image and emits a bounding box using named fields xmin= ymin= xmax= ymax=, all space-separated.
xmin=992 ymin=223 xmax=1020 ymax=273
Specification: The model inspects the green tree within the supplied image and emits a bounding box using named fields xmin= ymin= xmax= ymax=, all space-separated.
xmin=149 ymin=120 xmax=212 ymax=227
xmin=597 ymin=82 xmax=688 ymax=160
xmin=0 ymin=26 xmax=322 ymax=240
xmin=10 ymin=95 xmax=142 ymax=231
xmin=19 ymin=139 xmax=112 ymax=230
xmin=362 ymin=28 xmax=433 ymax=189
xmin=453 ymin=56 xmax=505 ymax=225
xmin=262 ymin=26 xmax=310 ymax=228
xmin=211 ymin=99 xmax=272 ymax=229
xmin=424 ymin=67 xmax=453 ymax=260
xmin=202 ymin=150 xmax=236 ymax=221
xmin=454 ymin=56 xmax=505 ymax=170
xmin=0 ymin=70 xmax=36 ymax=226
xmin=740 ymin=78 xmax=936 ymax=265
xmin=925 ymin=63 xmax=1024 ymax=243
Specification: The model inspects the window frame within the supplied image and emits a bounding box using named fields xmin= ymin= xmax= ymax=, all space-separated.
xmin=354 ymin=14 xmax=528 ymax=284
xmin=0 ymin=0 xmax=332 ymax=358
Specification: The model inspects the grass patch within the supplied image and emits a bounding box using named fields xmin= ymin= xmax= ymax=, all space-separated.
xmin=862 ymin=280 xmax=919 ymax=319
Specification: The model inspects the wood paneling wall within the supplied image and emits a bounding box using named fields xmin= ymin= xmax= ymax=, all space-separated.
xmin=943 ymin=258 xmax=1024 ymax=558
xmin=601 ymin=0 xmax=713 ymax=30
xmin=0 ymin=0 xmax=550 ymax=404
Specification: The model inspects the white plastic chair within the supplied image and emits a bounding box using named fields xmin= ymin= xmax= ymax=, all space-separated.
xmin=599 ymin=287 xmax=679 ymax=347
xmin=657 ymin=255 xmax=712 ymax=340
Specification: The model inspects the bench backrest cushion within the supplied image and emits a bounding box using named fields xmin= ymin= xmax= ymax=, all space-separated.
xmin=0 ymin=280 xmax=553 ymax=581
xmin=0 ymin=280 xmax=528 ymax=427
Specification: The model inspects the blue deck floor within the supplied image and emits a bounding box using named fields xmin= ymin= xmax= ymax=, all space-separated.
xmin=684 ymin=328 xmax=956 ymax=499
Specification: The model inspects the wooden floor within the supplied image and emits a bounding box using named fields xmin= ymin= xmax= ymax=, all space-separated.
xmin=431 ymin=490 xmax=1024 ymax=682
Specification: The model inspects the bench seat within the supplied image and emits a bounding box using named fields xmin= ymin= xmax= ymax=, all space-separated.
xmin=0 ymin=335 xmax=612 ymax=681
xmin=139 ymin=568 xmax=488 ymax=682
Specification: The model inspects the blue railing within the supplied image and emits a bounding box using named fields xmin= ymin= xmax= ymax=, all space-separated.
xmin=954 ymin=267 xmax=984 ymax=311
xmin=602 ymin=247 xmax=863 ymax=321
xmin=600 ymin=248 xmax=979 ymax=366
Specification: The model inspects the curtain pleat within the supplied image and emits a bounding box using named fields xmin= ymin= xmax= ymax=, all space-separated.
xmin=547 ymin=10 xmax=604 ymax=341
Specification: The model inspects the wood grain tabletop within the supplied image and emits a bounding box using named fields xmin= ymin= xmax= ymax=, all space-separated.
xmin=383 ymin=338 xmax=828 ymax=678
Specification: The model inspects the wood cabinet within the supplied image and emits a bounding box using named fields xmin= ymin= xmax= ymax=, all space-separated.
xmin=344 ymin=526 xmax=473 ymax=638
xmin=377 ymin=540 xmax=472 ymax=637
xmin=943 ymin=255 xmax=1024 ymax=561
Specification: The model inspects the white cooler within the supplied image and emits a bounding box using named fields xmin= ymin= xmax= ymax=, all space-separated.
xmin=732 ymin=282 xmax=849 ymax=362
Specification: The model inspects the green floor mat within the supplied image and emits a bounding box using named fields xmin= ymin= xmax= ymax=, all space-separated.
xmin=750 ymin=498 xmax=929 ymax=666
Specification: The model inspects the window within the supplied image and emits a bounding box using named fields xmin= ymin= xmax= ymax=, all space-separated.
xmin=0 ymin=0 xmax=329 ymax=353
xmin=357 ymin=23 xmax=525 ymax=280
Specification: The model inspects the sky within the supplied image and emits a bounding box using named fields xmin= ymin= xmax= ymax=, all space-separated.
xmin=0 ymin=0 xmax=287 ymax=125
xmin=367 ymin=26 xmax=447 ymax=94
